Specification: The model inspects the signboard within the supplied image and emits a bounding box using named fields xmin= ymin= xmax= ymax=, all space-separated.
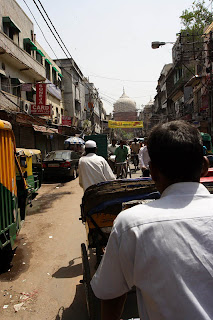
xmin=108 ymin=120 xmax=143 ymax=128
xmin=36 ymin=83 xmax=47 ymax=106
xmin=31 ymin=104 xmax=52 ymax=116
xmin=62 ymin=116 xmax=72 ymax=126
xmin=21 ymin=83 xmax=32 ymax=92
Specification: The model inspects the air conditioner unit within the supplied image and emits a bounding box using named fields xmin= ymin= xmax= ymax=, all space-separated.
xmin=24 ymin=102 xmax=31 ymax=114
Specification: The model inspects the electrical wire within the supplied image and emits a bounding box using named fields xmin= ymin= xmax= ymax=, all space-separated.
xmin=36 ymin=0 xmax=73 ymax=60
xmin=32 ymin=0 xmax=70 ymax=61
xmin=88 ymin=73 xmax=157 ymax=83
xmin=22 ymin=0 xmax=59 ymax=60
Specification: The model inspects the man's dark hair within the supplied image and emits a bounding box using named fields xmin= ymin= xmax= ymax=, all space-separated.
xmin=147 ymin=121 xmax=203 ymax=182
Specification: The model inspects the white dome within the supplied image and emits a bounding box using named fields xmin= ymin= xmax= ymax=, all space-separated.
xmin=113 ymin=89 xmax=136 ymax=113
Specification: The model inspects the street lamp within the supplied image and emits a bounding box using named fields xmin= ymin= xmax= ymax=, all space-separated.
xmin=151 ymin=41 xmax=175 ymax=49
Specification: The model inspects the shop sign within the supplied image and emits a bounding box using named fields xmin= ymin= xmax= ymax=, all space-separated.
xmin=36 ymin=83 xmax=47 ymax=106
xmin=21 ymin=83 xmax=32 ymax=91
xmin=62 ymin=116 xmax=72 ymax=126
xmin=108 ymin=120 xmax=143 ymax=128
xmin=31 ymin=104 xmax=52 ymax=116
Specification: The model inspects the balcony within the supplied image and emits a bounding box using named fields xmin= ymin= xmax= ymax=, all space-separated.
xmin=0 ymin=30 xmax=46 ymax=81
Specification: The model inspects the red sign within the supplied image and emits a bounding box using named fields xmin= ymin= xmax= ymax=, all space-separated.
xmin=31 ymin=104 xmax=52 ymax=116
xmin=36 ymin=83 xmax=47 ymax=106
xmin=62 ymin=116 xmax=72 ymax=126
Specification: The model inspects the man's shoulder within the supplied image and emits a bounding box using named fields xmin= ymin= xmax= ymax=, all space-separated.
xmin=113 ymin=194 xmax=213 ymax=235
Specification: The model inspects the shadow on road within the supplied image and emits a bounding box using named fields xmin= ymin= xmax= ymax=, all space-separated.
xmin=28 ymin=191 xmax=72 ymax=215
xmin=55 ymin=284 xmax=88 ymax=320
xmin=52 ymin=258 xmax=82 ymax=279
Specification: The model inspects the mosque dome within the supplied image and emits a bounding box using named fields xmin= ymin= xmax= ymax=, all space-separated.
xmin=113 ymin=89 xmax=136 ymax=113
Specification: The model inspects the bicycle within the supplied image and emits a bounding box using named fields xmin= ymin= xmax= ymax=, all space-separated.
xmin=115 ymin=161 xmax=127 ymax=179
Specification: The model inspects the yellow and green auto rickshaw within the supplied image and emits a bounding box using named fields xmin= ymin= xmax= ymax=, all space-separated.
xmin=0 ymin=120 xmax=28 ymax=257
xmin=16 ymin=148 xmax=42 ymax=196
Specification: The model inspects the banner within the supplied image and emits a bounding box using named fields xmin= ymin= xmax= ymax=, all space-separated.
xmin=36 ymin=83 xmax=47 ymax=106
xmin=62 ymin=116 xmax=72 ymax=126
xmin=108 ymin=120 xmax=143 ymax=128
xmin=31 ymin=104 xmax=52 ymax=116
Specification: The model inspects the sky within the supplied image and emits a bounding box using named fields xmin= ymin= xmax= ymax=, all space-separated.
xmin=16 ymin=0 xmax=209 ymax=113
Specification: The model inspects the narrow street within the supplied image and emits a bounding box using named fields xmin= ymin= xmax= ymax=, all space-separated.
xmin=0 ymin=178 xmax=88 ymax=320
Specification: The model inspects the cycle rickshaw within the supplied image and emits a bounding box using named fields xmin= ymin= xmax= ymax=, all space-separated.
xmin=80 ymin=177 xmax=160 ymax=319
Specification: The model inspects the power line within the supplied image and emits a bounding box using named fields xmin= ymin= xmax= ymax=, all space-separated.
xmin=36 ymin=0 xmax=73 ymax=60
xmin=22 ymin=0 xmax=59 ymax=60
xmin=88 ymin=73 xmax=157 ymax=83
xmin=32 ymin=0 xmax=70 ymax=60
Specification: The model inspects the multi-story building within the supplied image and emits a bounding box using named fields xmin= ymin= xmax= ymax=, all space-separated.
xmin=0 ymin=0 xmax=64 ymax=154
xmin=55 ymin=57 xmax=106 ymax=134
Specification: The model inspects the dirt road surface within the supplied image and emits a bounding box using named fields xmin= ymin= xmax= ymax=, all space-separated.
xmin=0 ymin=178 xmax=88 ymax=320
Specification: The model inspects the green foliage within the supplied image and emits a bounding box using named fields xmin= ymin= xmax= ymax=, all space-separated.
xmin=180 ymin=0 xmax=212 ymax=34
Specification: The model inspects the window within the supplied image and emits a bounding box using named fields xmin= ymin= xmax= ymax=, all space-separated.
xmin=11 ymin=78 xmax=21 ymax=97
xmin=174 ymin=68 xmax=183 ymax=84
xmin=36 ymin=51 xmax=42 ymax=64
xmin=2 ymin=17 xmax=20 ymax=42
xmin=1 ymin=76 xmax=10 ymax=93
xmin=23 ymin=38 xmax=37 ymax=55
xmin=45 ymin=59 xmax=51 ymax=80
xmin=52 ymin=68 xmax=57 ymax=84
xmin=26 ymin=90 xmax=34 ymax=102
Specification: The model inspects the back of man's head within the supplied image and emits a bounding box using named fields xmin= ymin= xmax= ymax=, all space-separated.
xmin=147 ymin=121 xmax=203 ymax=182
xmin=85 ymin=140 xmax=97 ymax=155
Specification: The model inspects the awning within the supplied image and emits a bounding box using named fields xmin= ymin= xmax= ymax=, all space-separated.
xmin=3 ymin=17 xmax=20 ymax=33
xmin=36 ymin=49 xmax=45 ymax=57
xmin=52 ymin=66 xmax=58 ymax=73
xmin=33 ymin=124 xmax=58 ymax=134
xmin=45 ymin=58 xmax=52 ymax=65
xmin=23 ymin=38 xmax=37 ymax=50
xmin=11 ymin=78 xmax=24 ymax=85
xmin=0 ymin=69 xmax=6 ymax=76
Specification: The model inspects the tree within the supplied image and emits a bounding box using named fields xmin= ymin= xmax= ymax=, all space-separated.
xmin=180 ymin=0 xmax=213 ymax=35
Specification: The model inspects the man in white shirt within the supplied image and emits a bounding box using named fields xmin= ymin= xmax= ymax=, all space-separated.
xmin=138 ymin=137 xmax=150 ymax=177
xmin=108 ymin=139 xmax=118 ymax=172
xmin=79 ymin=140 xmax=115 ymax=191
xmin=91 ymin=121 xmax=212 ymax=320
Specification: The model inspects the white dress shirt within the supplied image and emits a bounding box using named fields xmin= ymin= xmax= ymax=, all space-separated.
xmin=139 ymin=145 xmax=150 ymax=168
xmin=108 ymin=144 xmax=118 ymax=155
xmin=91 ymin=182 xmax=213 ymax=320
xmin=79 ymin=153 xmax=115 ymax=191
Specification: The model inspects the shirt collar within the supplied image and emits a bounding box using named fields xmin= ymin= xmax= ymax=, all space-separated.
xmin=161 ymin=182 xmax=210 ymax=198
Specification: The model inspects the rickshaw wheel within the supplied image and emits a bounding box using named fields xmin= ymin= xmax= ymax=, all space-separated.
xmin=81 ymin=243 xmax=99 ymax=320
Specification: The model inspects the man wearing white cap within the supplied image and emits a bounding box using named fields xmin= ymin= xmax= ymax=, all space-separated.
xmin=79 ymin=140 xmax=116 ymax=191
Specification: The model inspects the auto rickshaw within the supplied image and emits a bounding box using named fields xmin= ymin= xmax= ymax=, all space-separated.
xmin=0 ymin=120 xmax=28 ymax=257
xmin=16 ymin=148 xmax=41 ymax=196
